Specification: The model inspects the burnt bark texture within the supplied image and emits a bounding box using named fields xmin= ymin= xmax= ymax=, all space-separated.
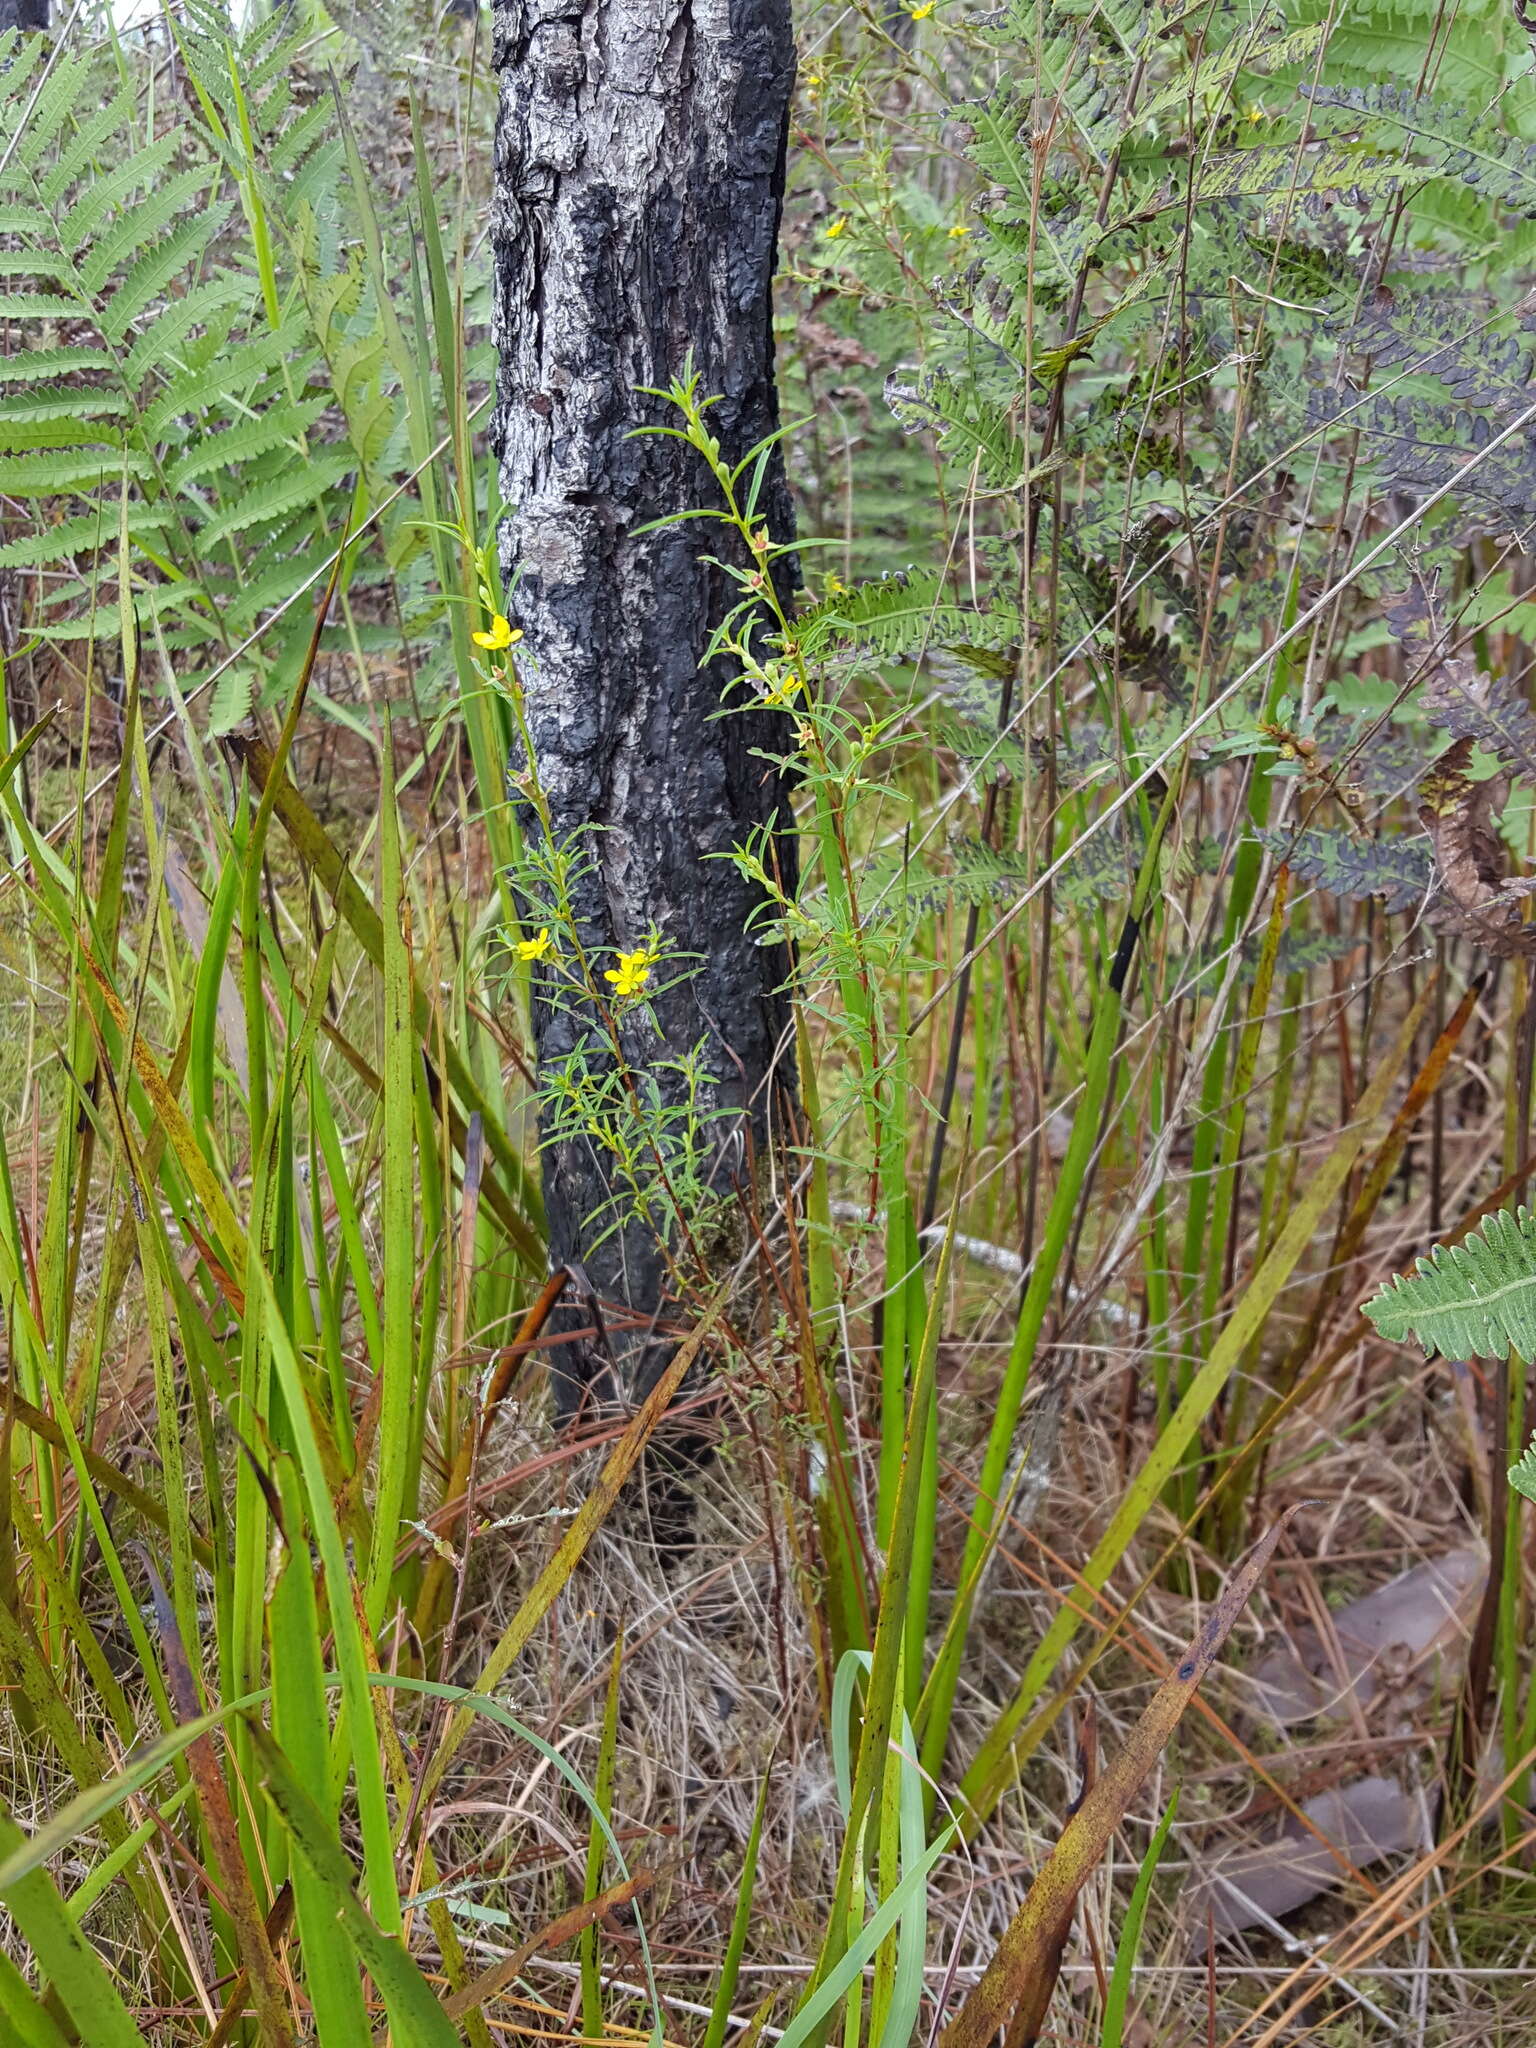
xmin=0 ymin=0 xmax=47 ymax=30
xmin=490 ymin=0 xmax=799 ymax=1419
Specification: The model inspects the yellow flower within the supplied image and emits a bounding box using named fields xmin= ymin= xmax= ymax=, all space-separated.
xmin=909 ymin=1 xmax=935 ymax=16
xmin=1247 ymin=102 xmax=1264 ymax=123
xmin=825 ymin=571 xmax=847 ymax=596
xmin=604 ymin=945 xmax=657 ymax=1001
xmin=948 ymin=220 xmax=971 ymax=238
xmin=517 ymin=926 xmax=554 ymax=962
xmin=825 ymin=216 xmax=847 ymax=239
xmin=473 ymin=613 xmax=522 ymax=651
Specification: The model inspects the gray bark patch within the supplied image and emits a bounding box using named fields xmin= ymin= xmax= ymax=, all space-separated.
xmin=491 ymin=0 xmax=799 ymax=1417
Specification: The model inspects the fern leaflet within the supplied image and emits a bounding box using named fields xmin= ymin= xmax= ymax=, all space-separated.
xmin=1366 ymin=1207 xmax=1536 ymax=1364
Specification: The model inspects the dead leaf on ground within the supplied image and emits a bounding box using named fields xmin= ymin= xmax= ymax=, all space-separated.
xmin=1247 ymin=1546 xmax=1485 ymax=1726
xmin=1189 ymin=1547 xmax=1484 ymax=1940
xmin=1188 ymin=1775 xmax=1423 ymax=1939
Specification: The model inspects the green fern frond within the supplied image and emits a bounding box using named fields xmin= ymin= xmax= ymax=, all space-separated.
xmin=222 ymin=549 xmax=337 ymax=632
xmin=952 ymin=829 xmax=1138 ymax=910
xmin=122 ymin=280 xmax=257 ymax=387
xmin=194 ymin=451 xmax=354 ymax=549
xmin=0 ymin=202 xmax=53 ymax=237
xmin=0 ymin=450 xmax=146 ymax=497
xmin=1365 ymin=1207 xmax=1536 ymax=1361
xmin=971 ymin=18 xmax=1127 ymax=169
xmin=287 ymin=138 xmax=347 ymax=216
xmin=1309 ymin=387 xmax=1536 ymax=531
xmin=206 ymin=663 xmax=257 ymax=735
xmin=0 ymin=388 xmax=132 ymax=429
xmin=142 ymin=327 xmax=310 ymax=434
xmin=178 ymin=14 xmax=313 ymax=152
xmin=943 ymin=815 xmax=1223 ymax=910
xmin=0 ymin=0 xmax=449 ymax=680
xmin=1305 ymin=83 xmax=1536 ymax=217
xmin=36 ymin=612 xmax=220 ymax=648
xmin=0 ymin=348 xmax=115 ymax=384
xmin=0 ymin=31 xmax=50 ymax=98
xmin=1137 ymin=21 xmax=1330 ymax=125
xmin=963 ymin=86 xmax=1080 ymax=220
xmin=0 ymin=292 xmax=79 ymax=319
xmin=1268 ymin=927 xmax=1363 ymax=975
xmin=34 ymin=81 xmax=135 ymax=201
xmin=0 ymin=510 xmax=170 ymax=571
xmin=268 ymin=97 xmax=335 ymax=179
xmin=0 ymin=420 xmax=133 ymax=456
xmin=1190 ymin=139 xmax=1408 ymax=206
xmin=243 ymin=7 xmax=309 ymax=80
xmin=796 ymin=568 xmax=1017 ymax=663
xmin=1337 ymin=282 xmax=1536 ymax=407
xmin=41 ymin=575 xmax=212 ymax=623
xmin=1256 ymin=827 xmax=1433 ymax=911
xmin=77 ymin=168 xmax=217 ymax=296
xmin=886 ymin=370 xmax=1036 ymax=491
xmin=1295 ymin=0 xmax=1530 ymax=111
xmin=1032 ymin=144 xmax=1406 ymax=286
xmin=1056 ymin=538 xmax=1191 ymax=702
xmin=58 ymin=135 xmax=182 ymax=253
xmin=1423 ymin=659 xmax=1536 ymax=780
xmin=0 ymin=254 xmax=74 ymax=286
xmin=4 ymin=55 xmax=93 ymax=172
xmin=100 ymin=204 xmax=232 ymax=342
xmin=168 ymin=399 xmax=331 ymax=492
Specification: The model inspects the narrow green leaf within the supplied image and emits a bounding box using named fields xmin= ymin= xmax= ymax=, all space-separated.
xmin=249 ymin=1725 xmax=460 ymax=2048
xmin=270 ymin=1457 xmax=372 ymax=2046
xmin=1100 ymin=1791 xmax=1178 ymax=2048
xmin=0 ymin=1809 xmax=148 ymax=2048
xmin=364 ymin=715 xmax=418 ymax=1634
xmin=701 ymin=1772 xmax=770 ymax=2048
xmin=962 ymin=985 xmax=1429 ymax=1819
xmin=580 ymin=1629 xmax=625 ymax=2037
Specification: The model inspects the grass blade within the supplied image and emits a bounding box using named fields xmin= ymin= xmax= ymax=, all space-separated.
xmin=580 ymin=1625 xmax=624 ymax=2037
xmin=922 ymin=797 xmax=1175 ymax=1787
xmin=270 ymin=1454 xmax=372 ymax=2046
xmin=365 ymin=715 xmax=421 ymax=1633
xmin=942 ymin=1507 xmax=1304 ymax=2048
xmin=701 ymin=1770 xmax=771 ymax=2048
xmin=416 ymin=1288 xmax=730 ymax=1810
xmin=960 ymin=982 xmax=1430 ymax=1821
xmin=249 ymin=1723 xmax=461 ymax=2048
xmin=0 ymin=1807 xmax=149 ymax=2048
xmin=1099 ymin=1790 xmax=1178 ymax=2048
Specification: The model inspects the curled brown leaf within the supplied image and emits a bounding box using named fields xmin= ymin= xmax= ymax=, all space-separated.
xmin=1418 ymin=736 xmax=1536 ymax=955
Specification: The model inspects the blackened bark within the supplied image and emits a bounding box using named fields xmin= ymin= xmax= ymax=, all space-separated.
xmin=490 ymin=0 xmax=799 ymax=1417
xmin=0 ymin=0 xmax=47 ymax=29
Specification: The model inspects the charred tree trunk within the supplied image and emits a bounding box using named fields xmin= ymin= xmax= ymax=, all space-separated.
xmin=491 ymin=0 xmax=799 ymax=1418
xmin=0 ymin=0 xmax=48 ymax=30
